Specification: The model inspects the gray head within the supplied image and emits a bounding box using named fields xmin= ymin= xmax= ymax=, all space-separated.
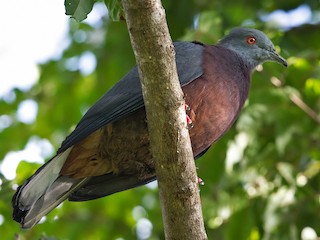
xmin=219 ymin=28 xmax=287 ymax=69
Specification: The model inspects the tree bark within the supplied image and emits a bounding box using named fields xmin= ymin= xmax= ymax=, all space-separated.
xmin=122 ymin=1 xmax=207 ymax=239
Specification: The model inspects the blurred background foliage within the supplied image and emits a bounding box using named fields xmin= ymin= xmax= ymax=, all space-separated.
xmin=1 ymin=0 xmax=320 ymax=239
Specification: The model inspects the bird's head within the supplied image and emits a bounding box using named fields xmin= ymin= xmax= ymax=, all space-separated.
xmin=219 ymin=27 xmax=288 ymax=70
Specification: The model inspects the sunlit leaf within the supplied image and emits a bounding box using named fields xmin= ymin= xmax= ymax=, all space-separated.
xmin=65 ymin=0 xmax=96 ymax=22
xmin=305 ymin=78 xmax=320 ymax=96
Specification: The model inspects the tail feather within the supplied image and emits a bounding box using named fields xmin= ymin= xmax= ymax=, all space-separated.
xmin=17 ymin=148 xmax=73 ymax=211
xmin=21 ymin=177 xmax=89 ymax=229
xmin=12 ymin=147 xmax=157 ymax=228
xmin=70 ymin=173 xmax=156 ymax=201
xmin=12 ymin=147 xmax=89 ymax=229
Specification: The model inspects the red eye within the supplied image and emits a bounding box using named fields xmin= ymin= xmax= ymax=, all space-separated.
xmin=246 ymin=36 xmax=256 ymax=45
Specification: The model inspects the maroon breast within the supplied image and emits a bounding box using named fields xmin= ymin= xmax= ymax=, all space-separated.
xmin=182 ymin=45 xmax=251 ymax=156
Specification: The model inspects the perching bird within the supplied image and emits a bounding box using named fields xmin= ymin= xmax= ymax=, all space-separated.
xmin=12 ymin=28 xmax=287 ymax=228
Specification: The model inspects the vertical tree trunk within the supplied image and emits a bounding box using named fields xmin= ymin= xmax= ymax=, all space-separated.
xmin=122 ymin=0 xmax=208 ymax=239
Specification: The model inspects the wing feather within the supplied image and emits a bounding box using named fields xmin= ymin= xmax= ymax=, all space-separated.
xmin=58 ymin=42 xmax=204 ymax=153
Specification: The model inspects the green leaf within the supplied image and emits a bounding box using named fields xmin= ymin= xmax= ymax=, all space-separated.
xmin=305 ymin=78 xmax=320 ymax=96
xmin=65 ymin=0 xmax=96 ymax=22
xmin=104 ymin=0 xmax=123 ymax=21
xmin=15 ymin=161 xmax=42 ymax=184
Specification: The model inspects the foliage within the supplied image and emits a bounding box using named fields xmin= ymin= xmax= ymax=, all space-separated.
xmin=66 ymin=0 xmax=123 ymax=21
xmin=104 ymin=0 xmax=123 ymax=21
xmin=1 ymin=0 xmax=320 ymax=239
xmin=65 ymin=0 xmax=96 ymax=21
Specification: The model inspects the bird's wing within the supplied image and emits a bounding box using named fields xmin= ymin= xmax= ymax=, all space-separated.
xmin=58 ymin=41 xmax=204 ymax=153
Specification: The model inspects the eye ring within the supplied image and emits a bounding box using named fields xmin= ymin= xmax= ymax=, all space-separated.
xmin=246 ymin=36 xmax=256 ymax=45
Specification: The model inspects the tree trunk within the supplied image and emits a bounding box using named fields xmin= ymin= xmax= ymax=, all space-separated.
xmin=121 ymin=0 xmax=208 ymax=239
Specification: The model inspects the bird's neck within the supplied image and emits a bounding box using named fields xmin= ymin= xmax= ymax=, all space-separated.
xmin=203 ymin=45 xmax=252 ymax=114
xmin=218 ymin=43 xmax=259 ymax=70
xmin=213 ymin=45 xmax=252 ymax=104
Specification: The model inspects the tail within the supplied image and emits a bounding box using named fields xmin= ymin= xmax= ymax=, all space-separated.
xmin=69 ymin=174 xmax=157 ymax=202
xmin=12 ymin=147 xmax=89 ymax=229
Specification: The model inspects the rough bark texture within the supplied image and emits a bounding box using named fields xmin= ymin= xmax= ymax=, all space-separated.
xmin=122 ymin=0 xmax=207 ymax=239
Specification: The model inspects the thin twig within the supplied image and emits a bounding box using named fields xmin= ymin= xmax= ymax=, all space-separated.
xmin=270 ymin=76 xmax=320 ymax=124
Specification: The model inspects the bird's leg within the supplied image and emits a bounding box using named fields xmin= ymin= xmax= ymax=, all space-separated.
xmin=185 ymin=104 xmax=194 ymax=129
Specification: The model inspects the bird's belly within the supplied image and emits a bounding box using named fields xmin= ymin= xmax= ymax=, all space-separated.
xmin=187 ymin=101 xmax=237 ymax=157
xmin=98 ymin=108 xmax=154 ymax=178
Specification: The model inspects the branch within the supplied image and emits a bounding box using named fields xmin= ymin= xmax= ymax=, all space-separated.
xmin=271 ymin=77 xmax=320 ymax=124
xmin=121 ymin=0 xmax=207 ymax=239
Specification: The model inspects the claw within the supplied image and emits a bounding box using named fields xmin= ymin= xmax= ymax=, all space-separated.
xmin=186 ymin=115 xmax=194 ymax=129
xmin=184 ymin=104 xmax=193 ymax=129
xmin=198 ymin=177 xmax=205 ymax=186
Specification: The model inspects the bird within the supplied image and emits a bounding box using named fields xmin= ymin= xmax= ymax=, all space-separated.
xmin=12 ymin=27 xmax=287 ymax=229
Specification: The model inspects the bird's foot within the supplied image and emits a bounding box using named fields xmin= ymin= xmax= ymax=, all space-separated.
xmin=185 ymin=104 xmax=194 ymax=129
xmin=198 ymin=177 xmax=205 ymax=186
xmin=186 ymin=115 xmax=193 ymax=129
xmin=197 ymin=177 xmax=205 ymax=192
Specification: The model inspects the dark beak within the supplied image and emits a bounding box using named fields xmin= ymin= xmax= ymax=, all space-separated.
xmin=270 ymin=50 xmax=288 ymax=67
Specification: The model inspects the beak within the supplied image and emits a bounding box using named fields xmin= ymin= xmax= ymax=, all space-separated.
xmin=270 ymin=50 xmax=288 ymax=67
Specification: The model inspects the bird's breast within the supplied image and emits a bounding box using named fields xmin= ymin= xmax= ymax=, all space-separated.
xmin=182 ymin=74 xmax=245 ymax=157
